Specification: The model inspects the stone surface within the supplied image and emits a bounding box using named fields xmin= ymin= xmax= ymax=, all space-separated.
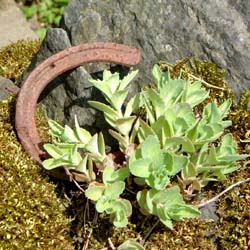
xmin=0 ymin=76 xmax=19 ymax=101
xmin=0 ymin=0 xmax=37 ymax=48
xmin=60 ymin=0 xmax=250 ymax=99
xmin=22 ymin=0 xmax=250 ymax=143
xmin=22 ymin=28 xmax=97 ymax=130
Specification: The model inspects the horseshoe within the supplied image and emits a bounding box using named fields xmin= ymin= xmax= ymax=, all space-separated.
xmin=15 ymin=42 xmax=141 ymax=179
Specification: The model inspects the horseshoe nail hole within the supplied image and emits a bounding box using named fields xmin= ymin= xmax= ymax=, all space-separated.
xmin=50 ymin=63 xmax=56 ymax=68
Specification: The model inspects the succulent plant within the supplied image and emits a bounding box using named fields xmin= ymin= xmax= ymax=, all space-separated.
xmin=43 ymin=64 xmax=249 ymax=229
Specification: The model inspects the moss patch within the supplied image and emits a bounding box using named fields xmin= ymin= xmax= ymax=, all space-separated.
xmin=216 ymin=167 xmax=250 ymax=250
xmin=0 ymin=96 xmax=74 ymax=250
xmin=0 ymin=39 xmax=40 ymax=81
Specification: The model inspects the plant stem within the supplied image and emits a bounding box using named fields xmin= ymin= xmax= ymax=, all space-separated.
xmin=140 ymin=219 xmax=160 ymax=246
xmin=197 ymin=177 xmax=250 ymax=209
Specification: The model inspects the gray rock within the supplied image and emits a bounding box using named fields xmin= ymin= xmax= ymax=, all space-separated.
xmin=21 ymin=28 xmax=97 ymax=131
xmin=0 ymin=76 xmax=19 ymax=101
xmin=60 ymin=0 xmax=250 ymax=99
xmin=22 ymin=0 xmax=250 ymax=144
xmin=0 ymin=0 xmax=37 ymax=49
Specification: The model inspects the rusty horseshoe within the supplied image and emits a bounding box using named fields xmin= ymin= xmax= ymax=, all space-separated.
xmin=15 ymin=42 xmax=141 ymax=170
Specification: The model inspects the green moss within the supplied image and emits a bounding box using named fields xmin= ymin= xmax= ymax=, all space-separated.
xmin=0 ymin=96 xmax=74 ymax=250
xmin=216 ymin=167 xmax=250 ymax=250
xmin=0 ymin=39 xmax=40 ymax=81
xmin=159 ymin=58 xmax=235 ymax=107
xmin=144 ymin=219 xmax=215 ymax=250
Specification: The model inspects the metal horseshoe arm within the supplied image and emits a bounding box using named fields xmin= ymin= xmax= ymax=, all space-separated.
xmin=15 ymin=42 xmax=141 ymax=166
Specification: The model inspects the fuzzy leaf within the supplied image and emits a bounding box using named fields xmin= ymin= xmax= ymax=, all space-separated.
xmin=98 ymin=132 xmax=106 ymax=158
xmin=119 ymin=70 xmax=138 ymax=90
xmin=217 ymin=99 xmax=232 ymax=117
xmin=141 ymin=135 xmax=161 ymax=159
xmin=164 ymin=136 xmax=195 ymax=153
xmin=109 ymin=129 xmax=128 ymax=149
xmin=74 ymin=115 xmax=92 ymax=144
xmin=152 ymin=64 xmax=162 ymax=87
xmin=61 ymin=125 xmax=79 ymax=143
xmin=48 ymin=119 xmax=64 ymax=138
xmin=42 ymin=157 xmax=69 ymax=170
xmin=43 ymin=143 xmax=68 ymax=159
xmin=118 ymin=239 xmax=145 ymax=250
xmin=88 ymin=101 xmax=119 ymax=120
xmin=75 ymin=155 xmax=88 ymax=174
xmin=103 ymin=166 xmax=130 ymax=184
xmin=138 ymin=118 xmax=156 ymax=142
xmin=124 ymin=93 xmax=141 ymax=117
xmin=85 ymin=182 xmax=105 ymax=201
xmin=116 ymin=116 xmax=137 ymax=136
xmin=110 ymin=89 xmax=129 ymax=110
xmin=142 ymin=92 xmax=155 ymax=124
xmin=104 ymin=181 xmax=125 ymax=198
xmin=146 ymin=88 xmax=165 ymax=118
xmin=129 ymin=158 xmax=151 ymax=178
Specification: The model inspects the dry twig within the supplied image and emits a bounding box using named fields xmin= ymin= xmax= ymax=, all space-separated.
xmin=197 ymin=178 xmax=250 ymax=209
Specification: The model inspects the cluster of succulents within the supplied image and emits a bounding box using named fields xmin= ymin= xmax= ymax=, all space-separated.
xmin=1 ymin=38 xmax=249 ymax=249
xmin=42 ymin=64 xmax=249 ymax=242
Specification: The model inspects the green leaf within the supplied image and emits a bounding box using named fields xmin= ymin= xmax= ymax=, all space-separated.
xmin=85 ymin=182 xmax=105 ymax=201
xmin=116 ymin=116 xmax=137 ymax=136
xmin=146 ymin=88 xmax=165 ymax=118
xmin=118 ymin=239 xmax=145 ymax=250
xmin=138 ymin=118 xmax=156 ymax=142
xmin=164 ymin=136 xmax=195 ymax=153
xmin=108 ymin=199 xmax=132 ymax=227
xmin=85 ymin=133 xmax=105 ymax=161
xmin=141 ymin=135 xmax=161 ymax=159
xmin=74 ymin=115 xmax=92 ymax=144
xmin=48 ymin=119 xmax=64 ymax=138
xmin=182 ymin=80 xmax=209 ymax=107
xmin=218 ymin=99 xmax=232 ymax=117
xmin=69 ymin=144 xmax=80 ymax=165
xmin=110 ymin=88 xmax=129 ymax=110
xmin=169 ymin=153 xmax=189 ymax=176
xmin=181 ymin=162 xmax=197 ymax=179
xmin=35 ymin=28 xmax=47 ymax=39
xmin=88 ymin=101 xmax=119 ymax=121
xmin=104 ymin=181 xmax=125 ymax=198
xmin=43 ymin=143 xmax=65 ymax=159
xmin=137 ymin=189 xmax=151 ymax=215
xmin=103 ymin=166 xmax=130 ymax=184
xmin=129 ymin=158 xmax=151 ymax=178
xmin=42 ymin=154 xmax=74 ymax=169
xmin=167 ymin=204 xmax=200 ymax=220
xmin=158 ymin=209 xmax=173 ymax=229
xmin=152 ymin=64 xmax=162 ymax=88
xmin=61 ymin=125 xmax=79 ymax=143
xmin=124 ymin=93 xmax=141 ymax=117
xmin=89 ymin=72 xmax=116 ymax=98
xmin=141 ymin=92 xmax=155 ymax=124
xmin=151 ymin=116 xmax=173 ymax=144
xmin=119 ymin=70 xmax=138 ymax=90
xmin=75 ymin=155 xmax=88 ymax=174
xmin=98 ymin=132 xmax=106 ymax=158
xmin=109 ymin=129 xmax=128 ymax=149
xmin=186 ymin=120 xmax=200 ymax=142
